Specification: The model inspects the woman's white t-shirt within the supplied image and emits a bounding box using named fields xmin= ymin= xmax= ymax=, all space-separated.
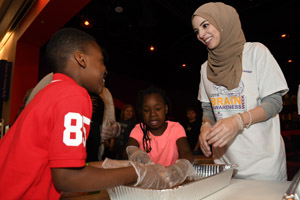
xmin=198 ymin=42 xmax=289 ymax=180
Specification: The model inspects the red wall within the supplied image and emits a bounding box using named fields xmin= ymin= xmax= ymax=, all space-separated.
xmin=9 ymin=0 xmax=91 ymax=123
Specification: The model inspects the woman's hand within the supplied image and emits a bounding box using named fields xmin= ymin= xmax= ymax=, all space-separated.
xmin=199 ymin=122 xmax=212 ymax=157
xmin=207 ymin=114 xmax=243 ymax=148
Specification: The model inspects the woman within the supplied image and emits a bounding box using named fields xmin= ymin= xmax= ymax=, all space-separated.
xmin=192 ymin=2 xmax=288 ymax=180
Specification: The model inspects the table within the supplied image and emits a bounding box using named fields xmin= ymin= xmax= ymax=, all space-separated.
xmin=60 ymin=179 xmax=291 ymax=200
xmin=204 ymin=179 xmax=290 ymax=200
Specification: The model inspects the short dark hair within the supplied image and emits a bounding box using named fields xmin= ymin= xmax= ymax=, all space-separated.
xmin=46 ymin=27 xmax=97 ymax=73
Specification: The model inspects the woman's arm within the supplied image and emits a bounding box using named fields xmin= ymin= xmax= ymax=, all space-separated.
xmin=203 ymin=92 xmax=284 ymax=148
xmin=201 ymin=102 xmax=216 ymax=125
xmin=176 ymin=137 xmax=194 ymax=164
xmin=199 ymin=102 xmax=214 ymax=156
xmin=235 ymin=92 xmax=283 ymax=128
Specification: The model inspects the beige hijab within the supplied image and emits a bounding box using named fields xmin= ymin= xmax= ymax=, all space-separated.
xmin=193 ymin=2 xmax=246 ymax=90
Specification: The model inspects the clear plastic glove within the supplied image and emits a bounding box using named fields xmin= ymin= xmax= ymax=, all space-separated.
xmin=130 ymin=161 xmax=169 ymax=189
xmin=163 ymin=159 xmax=195 ymax=188
xmin=199 ymin=122 xmax=212 ymax=157
xmin=102 ymin=158 xmax=131 ymax=169
xmin=126 ymin=146 xmax=154 ymax=165
xmin=207 ymin=114 xmax=243 ymax=148
xmin=101 ymin=121 xmax=121 ymax=140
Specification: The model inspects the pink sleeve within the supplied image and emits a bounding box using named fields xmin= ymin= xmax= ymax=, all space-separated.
xmin=173 ymin=122 xmax=187 ymax=140
xmin=129 ymin=124 xmax=143 ymax=145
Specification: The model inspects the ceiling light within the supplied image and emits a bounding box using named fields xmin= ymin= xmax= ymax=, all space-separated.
xmin=115 ymin=6 xmax=124 ymax=13
xmin=180 ymin=63 xmax=188 ymax=68
xmin=80 ymin=18 xmax=92 ymax=28
xmin=148 ymin=45 xmax=156 ymax=52
xmin=280 ymin=33 xmax=289 ymax=39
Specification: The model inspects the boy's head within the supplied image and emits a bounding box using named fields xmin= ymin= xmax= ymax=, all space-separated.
xmin=46 ymin=28 xmax=107 ymax=95
xmin=186 ymin=107 xmax=197 ymax=122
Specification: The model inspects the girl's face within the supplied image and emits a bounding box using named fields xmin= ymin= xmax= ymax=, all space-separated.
xmin=192 ymin=16 xmax=220 ymax=50
xmin=142 ymin=93 xmax=168 ymax=134
xmin=124 ymin=106 xmax=134 ymax=120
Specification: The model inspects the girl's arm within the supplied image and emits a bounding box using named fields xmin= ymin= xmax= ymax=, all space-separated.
xmin=176 ymin=137 xmax=194 ymax=164
xmin=123 ymin=137 xmax=139 ymax=159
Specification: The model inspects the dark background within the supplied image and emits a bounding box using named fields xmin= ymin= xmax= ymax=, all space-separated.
xmin=39 ymin=0 xmax=299 ymax=124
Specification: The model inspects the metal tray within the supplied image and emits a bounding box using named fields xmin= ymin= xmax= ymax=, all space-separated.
xmin=107 ymin=164 xmax=236 ymax=200
xmin=282 ymin=169 xmax=300 ymax=200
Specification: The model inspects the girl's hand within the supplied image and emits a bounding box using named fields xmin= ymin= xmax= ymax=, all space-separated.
xmin=126 ymin=146 xmax=154 ymax=165
xmin=207 ymin=114 xmax=243 ymax=148
xmin=199 ymin=122 xmax=212 ymax=157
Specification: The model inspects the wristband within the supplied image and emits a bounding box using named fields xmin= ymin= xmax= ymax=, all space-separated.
xmin=201 ymin=121 xmax=209 ymax=126
xmin=235 ymin=113 xmax=244 ymax=130
xmin=245 ymin=111 xmax=252 ymax=129
xmin=200 ymin=121 xmax=210 ymax=130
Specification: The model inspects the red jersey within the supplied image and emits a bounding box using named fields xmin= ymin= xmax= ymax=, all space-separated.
xmin=0 ymin=73 xmax=92 ymax=199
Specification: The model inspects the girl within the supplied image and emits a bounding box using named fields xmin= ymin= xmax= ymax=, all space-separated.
xmin=126 ymin=86 xmax=193 ymax=166
xmin=192 ymin=2 xmax=288 ymax=180
xmin=110 ymin=104 xmax=137 ymax=159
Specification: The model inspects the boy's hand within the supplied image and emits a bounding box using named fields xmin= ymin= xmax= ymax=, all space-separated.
xmin=163 ymin=159 xmax=195 ymax=187
xmin=130 ymin=161 xmax=169 ymax=189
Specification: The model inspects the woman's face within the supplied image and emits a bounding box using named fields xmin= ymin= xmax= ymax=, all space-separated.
xmin=192 ymin=16 xmax=220 ymax=50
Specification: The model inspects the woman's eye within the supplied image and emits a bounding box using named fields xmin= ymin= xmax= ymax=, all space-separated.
xmin=203 ymin=23 xmax=209 ymax=28
xmin=194 ymin=30 xmax=199 ymax=35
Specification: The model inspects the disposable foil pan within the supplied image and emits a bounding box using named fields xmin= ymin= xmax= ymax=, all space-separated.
xmin=282 ymin=168 xmax=300 ymax=200
xmin=107 ymin=164 xmax=236 ymax=200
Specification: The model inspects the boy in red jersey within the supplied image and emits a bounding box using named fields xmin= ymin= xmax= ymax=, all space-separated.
xmin=0 ymin=28 xmax=193 ymax=199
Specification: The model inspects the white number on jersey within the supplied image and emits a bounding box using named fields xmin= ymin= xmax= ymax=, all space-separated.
xmin=63 ymin=112 xmax=91 ymax=147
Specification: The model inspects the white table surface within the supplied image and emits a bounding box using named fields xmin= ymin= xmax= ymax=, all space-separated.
xmin=203 ymin=178 xmax=291 ymax=200
xmin=60 ymin=178 xmax=291 ymax=200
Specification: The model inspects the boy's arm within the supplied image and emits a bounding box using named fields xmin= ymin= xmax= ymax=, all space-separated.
xmin=176 ymin=137 xmax=194 ymax=164
xmin=51 ymin=166 xmax=137 ymax=192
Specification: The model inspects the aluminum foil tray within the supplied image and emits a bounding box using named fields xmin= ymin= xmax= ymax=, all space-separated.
xmin=107 ymin=164 xmax=236 ymax=200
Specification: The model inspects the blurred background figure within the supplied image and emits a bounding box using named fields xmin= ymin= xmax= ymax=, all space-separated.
xmin=86 ymin=94 xmax=104 ymax=162
xmin=110 ymin=104 xmax=137 ymax=159
xmin=185 ymin=107 xmax=203 ymax=155
xmin=298 ymin=84 xmax=300 ymax=115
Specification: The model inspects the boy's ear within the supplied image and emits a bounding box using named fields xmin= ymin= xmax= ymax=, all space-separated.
xmin=74 ymin=51 xmax=87 ymax=68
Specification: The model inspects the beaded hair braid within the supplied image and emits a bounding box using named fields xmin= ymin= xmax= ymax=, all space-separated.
xmin=136 ymin=86 xmax=172 ymax=153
